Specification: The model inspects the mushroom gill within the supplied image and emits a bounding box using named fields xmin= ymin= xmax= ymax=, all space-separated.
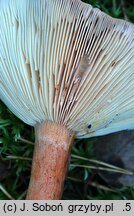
xmin=0 ymin=0 xmax=134 ymax=199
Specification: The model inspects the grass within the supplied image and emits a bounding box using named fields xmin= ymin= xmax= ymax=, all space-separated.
xmin=0 ymin=0 xmax=134 ymax=200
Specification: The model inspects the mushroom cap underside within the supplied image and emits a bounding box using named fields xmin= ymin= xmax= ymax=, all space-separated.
xmin=0 ymin=0 xmax=134 ymax=138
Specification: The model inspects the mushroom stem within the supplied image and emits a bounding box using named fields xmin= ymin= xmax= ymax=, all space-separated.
xmin=26 ymin=121 xmax=75 ymax=200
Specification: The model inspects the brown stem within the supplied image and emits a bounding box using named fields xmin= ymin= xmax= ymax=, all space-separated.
xmin=26 ymin=121 xmax=75 ymax=200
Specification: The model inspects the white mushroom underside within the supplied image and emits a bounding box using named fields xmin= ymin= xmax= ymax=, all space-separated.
xmin=0 ymin=0 xmax=134 ymax=138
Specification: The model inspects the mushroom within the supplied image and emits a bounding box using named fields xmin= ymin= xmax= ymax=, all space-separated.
xmin=0 ymin=0 xmax=134 ymax=200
